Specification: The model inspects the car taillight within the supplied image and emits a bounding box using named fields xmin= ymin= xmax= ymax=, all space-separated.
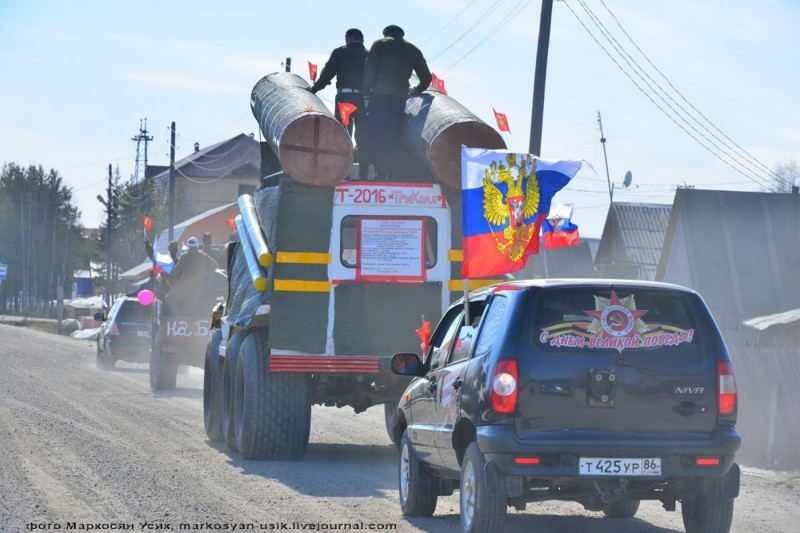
xmin=490 ymin=359 xmax=518 ymax=414
xmin=718 ymin=361 xmax=737 ymax=416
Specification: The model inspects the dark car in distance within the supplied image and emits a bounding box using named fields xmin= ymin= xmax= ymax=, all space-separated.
xmin=389 ymin=279 xmax=741 ymax=533
xmin=95 ymin=296 xmax=151 ymax=370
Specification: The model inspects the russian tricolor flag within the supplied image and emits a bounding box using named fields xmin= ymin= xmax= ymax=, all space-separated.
xmin=543 ymin=203 xmax=580 ymax=249
xmin=461 ymin=147 xmax=590 ymax=278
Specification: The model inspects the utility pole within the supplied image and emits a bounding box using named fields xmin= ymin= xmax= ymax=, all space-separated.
xmin=132 ymin=118 xmax=154 ymax=212
xmin=597 ymin=111 xmax=613 ymax=203
xmin=529 ymin=0 xmax=554 ymax=157
xmin=168 ymin=121 xmax=176 ymax=242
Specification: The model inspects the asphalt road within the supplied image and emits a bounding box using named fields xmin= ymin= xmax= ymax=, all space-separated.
xmin=0 ymin=323 xmax=797 ymax=532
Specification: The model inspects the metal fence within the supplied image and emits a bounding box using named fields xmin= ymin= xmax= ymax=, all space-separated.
xmin=725 ymin=327 xmax=800 ymax=469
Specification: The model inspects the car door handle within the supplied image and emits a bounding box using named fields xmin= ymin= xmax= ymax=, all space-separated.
xmin=428 ymin=381 xmax=437 ymax=393
xmin=672 ymin=401 xmax=707 ymax=416
xmin=452 ymin=378 xmax=463 ymax=390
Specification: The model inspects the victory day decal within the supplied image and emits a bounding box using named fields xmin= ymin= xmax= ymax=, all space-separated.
xmin=538 ymin=291 xmax=696 ymax=353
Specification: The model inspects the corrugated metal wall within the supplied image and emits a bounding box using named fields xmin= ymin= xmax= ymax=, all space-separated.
xmin=725 ymin=327 xmax=800 ymax=469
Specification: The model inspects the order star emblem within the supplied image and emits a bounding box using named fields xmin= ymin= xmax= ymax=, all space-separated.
xmin=477 ymin=383 xmax=487 ymax=402
xmin=585 ymin=290 xmax=648 ymax=338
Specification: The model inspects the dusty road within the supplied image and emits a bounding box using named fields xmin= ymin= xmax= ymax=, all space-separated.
xmin=0 ymin=323 xmax=798 ymax=532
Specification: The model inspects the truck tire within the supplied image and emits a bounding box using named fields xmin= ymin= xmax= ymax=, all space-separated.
xmin=234 ymin=328 xmax=310 ymax=460
xmin=149 ymin=332 xmax=177 ymax=391
xmin=399 ymin=430 xmax=437 ymax=517
xmin=460 ymin=442 xmax=507 ymax=533
xmin=384 ymin=401 xmax=400 ymax=448
xmin=203 ymin=330 xmax=224 ymax=441
xmin=602 ymin=499 xmax=640 ymax=518
xmin=96 ymin=342 xmax=115 ymax=371
xmin=681 ymin=496 xmax=734 ymax=533
xmin=222 ymin=330 xmax=247 ymax=452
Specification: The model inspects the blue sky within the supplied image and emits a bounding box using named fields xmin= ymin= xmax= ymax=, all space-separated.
xmin=1 ymin=0 xmax=798 ymax=237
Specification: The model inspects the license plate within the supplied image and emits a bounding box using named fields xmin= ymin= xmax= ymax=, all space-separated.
xmin=579 ymin=457 xmax=661 ymax=476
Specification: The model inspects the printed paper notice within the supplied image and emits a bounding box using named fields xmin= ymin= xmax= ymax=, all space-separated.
xmin=358 ymin=219 xmax=424 ymax=280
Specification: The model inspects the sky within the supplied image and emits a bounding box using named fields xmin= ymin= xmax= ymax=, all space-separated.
xmin=0 ymin=0 xmax=798 ymax=238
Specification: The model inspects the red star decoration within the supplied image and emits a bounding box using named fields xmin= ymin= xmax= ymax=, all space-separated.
xmin=585 ymin=291 xmax=648 ymax=338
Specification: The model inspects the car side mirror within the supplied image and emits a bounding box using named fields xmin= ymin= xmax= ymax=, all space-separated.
xmin=391 ymin=352 xmax=425 ymax=377
xmin=94 ymin=312 xmax=106 ymax=322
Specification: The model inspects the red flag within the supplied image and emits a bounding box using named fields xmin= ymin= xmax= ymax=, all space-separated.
xmin=226 ymin=217 xmax=236 ymax=230
xmin=338 ymin=102 xmax=358 ymax=126
xmin=308 ymin=61 xmax=318 ymax=83
xmin=431 ymin=73 xmax=448 ymax=95
xmin=416 ymin=315 xmax=432 ymax=353
xmin=143 ymin=215 xmax=153 ymax=231
xmin=493 ymin=108 xmax=510 ymax=132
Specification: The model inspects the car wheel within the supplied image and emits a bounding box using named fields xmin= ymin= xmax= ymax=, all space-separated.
xmin=398 ymin=430 xmax=437 ymax=517
xmin=222 ymin=330 xmax=247 ymax=453
xmin=602 ymin=499 xmax=640 ymax=518
xmin=460 ymin=442 xmax=506 ymax=533
xmin=681 ymin=496 xmax=734 ymax=533
xmin=203 ymin=330 xmax=224 ymax=441
xmin=96 ymin=342 xmax=115 ymax=371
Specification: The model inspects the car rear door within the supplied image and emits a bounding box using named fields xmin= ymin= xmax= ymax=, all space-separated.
xmin=516 ymin=285 xmax=718 ymax=440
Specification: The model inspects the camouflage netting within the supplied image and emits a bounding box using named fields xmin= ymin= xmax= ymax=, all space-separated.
xmin=224 ymin=174 xmax=333 ymax=353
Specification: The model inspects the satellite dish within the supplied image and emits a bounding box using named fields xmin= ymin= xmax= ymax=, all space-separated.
xmin=623 ymin=170 xmax=633 ymax=188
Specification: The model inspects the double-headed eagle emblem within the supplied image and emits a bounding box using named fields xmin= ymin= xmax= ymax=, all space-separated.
xmin=482 ymin=154 xmax=540 ymax=262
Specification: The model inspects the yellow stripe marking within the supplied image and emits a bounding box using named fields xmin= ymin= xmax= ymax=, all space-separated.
xmin=274 ymin=279 xmax=331 ymax=292
xmin=276 ymin=251 xmax=332 ymax=264
xmin=448 ymin=249 xmax=463 ymax=262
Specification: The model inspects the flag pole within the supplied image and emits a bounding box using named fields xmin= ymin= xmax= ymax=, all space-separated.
xmin=463 ymin=279 xmax=471 ymax=327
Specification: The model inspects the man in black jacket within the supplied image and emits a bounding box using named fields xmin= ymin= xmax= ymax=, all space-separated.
xmin=311 ymin=28 xmax=371 ymax=181
xmin=363 ymin=25 xmax=431 ymax=181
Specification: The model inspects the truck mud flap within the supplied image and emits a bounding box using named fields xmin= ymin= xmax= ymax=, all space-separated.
xmin=484 ymin=461 xmax=523 ymax=498
xmin=702 ymin=462 xmax=740 ymax=498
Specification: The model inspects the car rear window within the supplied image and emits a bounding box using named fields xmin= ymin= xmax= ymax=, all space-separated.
xmin=117 ymin=301 xmax=151 ymax=324
xmin=533 ymin=287 xmax=700 ymax=355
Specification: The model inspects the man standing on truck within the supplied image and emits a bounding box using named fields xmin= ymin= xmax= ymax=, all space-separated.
xmin=310 ymin=28 xmax=371 ymax=181
xmin=163 ymin=236 xmax=218 ymax=316
xmin=362 ymin=25 xmax=431 ymax=181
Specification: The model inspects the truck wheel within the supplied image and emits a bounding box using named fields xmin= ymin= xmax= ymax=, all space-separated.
xmin=681 ymin=496 xmax=734 ymax=533
xmin=460 ymin=442 xmax=506 ymax=533
xmin=149 ymin=333 xmax=177 ymax=391
xmin=203 ymin=330 xmax=224 ymax=441
xmin=96 ymin=342 xmax=115 ymax=371
xmin=222 ymin=330 xmax=247 ymax=452
xmin=399 ymin=429 xmax=437 ymax=517
xmin=384 ymin=402 xmax=400 ymax=448
xmin=602 ymin=499 xmax=640 ymax=518
xmin=234 ymin=328 xmax=310 ymax=460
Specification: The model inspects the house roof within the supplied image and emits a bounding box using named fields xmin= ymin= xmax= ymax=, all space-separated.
xmin=594 ymin=202 xmax=672 ymax=280
xmin=743 ymin=308 xmax=800 ymax=331
xmin=151 ymin=133 xmax=260 ymax=183
xmin=522 ymin=239 xmax=599 ymax=279
xmin=657 ymin=188 xmax=800 ymax=323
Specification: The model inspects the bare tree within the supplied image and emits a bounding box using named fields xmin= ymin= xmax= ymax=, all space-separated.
xmin=766 ymin=159 xmax=799 ymax=193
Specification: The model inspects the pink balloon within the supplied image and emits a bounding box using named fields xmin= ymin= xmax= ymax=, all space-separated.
xmin=137 ymin=289 xmax=155 ymax=306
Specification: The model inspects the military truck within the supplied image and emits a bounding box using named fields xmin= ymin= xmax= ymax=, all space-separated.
xmin=202 ymin=72 xmax=505 ymax=459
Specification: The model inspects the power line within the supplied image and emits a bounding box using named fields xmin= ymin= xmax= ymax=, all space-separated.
xmin=441 ymin=0 xmax=534 ymax=75
xmin=562 ymin=0 xmax=775 ymax=191
xmin=420 ymin=0 xmax=482 ymax=46
xmin=427 ymin=0 xmax=507 ymax=64
xmin=573 ymin=0 xmax=781 ymax=189
xmin=597 ymin=0 xmax=786 ymax=185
